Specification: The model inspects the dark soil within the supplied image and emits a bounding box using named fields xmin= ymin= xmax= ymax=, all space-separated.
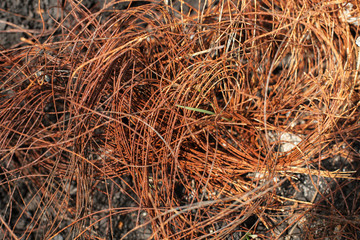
xmin=1 ymin=1 xmax=360 ymax=240
xmin=0 ymin=1 xmax=152 ymax=239
xmin=0 ymin=0 xmax=98 ymax=48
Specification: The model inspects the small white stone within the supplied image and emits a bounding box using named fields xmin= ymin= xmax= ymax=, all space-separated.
xmin=268 ymin=131 xmax=302 ymax=152
xmin=356 ymin=37 xmax=360 ymax=47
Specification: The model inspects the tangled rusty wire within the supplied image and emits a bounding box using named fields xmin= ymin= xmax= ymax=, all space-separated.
xmin=1 ymin=0 xmax=360 ymax=239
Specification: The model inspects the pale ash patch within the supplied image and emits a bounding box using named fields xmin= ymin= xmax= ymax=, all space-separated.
xmin=340 ymin=2 xmax=360 ymax=26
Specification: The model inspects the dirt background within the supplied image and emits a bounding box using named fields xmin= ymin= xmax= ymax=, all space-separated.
xmin=1 ymin=1 xmax=360 ymax=240
xmin=0 ymin=1 xmax=152 ymax=239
